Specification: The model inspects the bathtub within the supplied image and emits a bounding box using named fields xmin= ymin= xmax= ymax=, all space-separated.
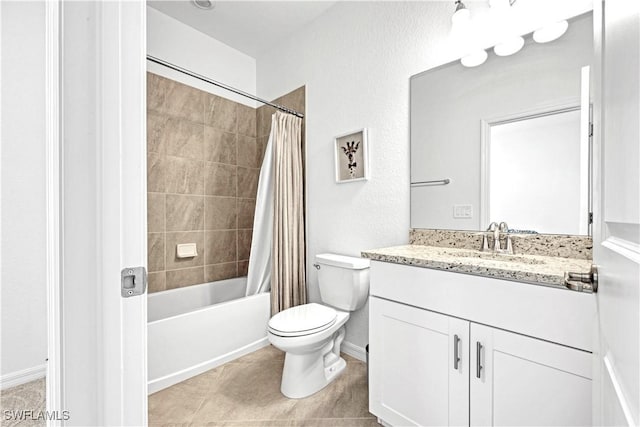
xmin=147 ymin=277 xmax=270 ymax=394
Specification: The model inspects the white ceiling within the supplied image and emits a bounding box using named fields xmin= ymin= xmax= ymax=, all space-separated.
xmin=147 ymin=1 xmax=338 ymax=58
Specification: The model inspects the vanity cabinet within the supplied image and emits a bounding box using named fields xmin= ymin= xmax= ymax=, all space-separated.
xmin=368 ymin=261 xmax=595 ymax=427
xmin=470 ymin=323 xmax=591 ymax=427
xmin=369 ymin=297 xmax=469 ymax=426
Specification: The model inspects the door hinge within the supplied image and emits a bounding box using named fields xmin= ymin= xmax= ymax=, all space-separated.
xmin=589 ymin=212 xmax=594 ymax=224
xmin=589 ymin=122 xmax=594 ymax=137
xmin=121 ymin=266 xmax=147 ymax=297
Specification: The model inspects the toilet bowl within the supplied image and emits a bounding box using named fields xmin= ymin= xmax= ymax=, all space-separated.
xmin=268 ymin=303 xmax=349 ymax=398
xmin=267 ymin=254 xmax=370 ymax=399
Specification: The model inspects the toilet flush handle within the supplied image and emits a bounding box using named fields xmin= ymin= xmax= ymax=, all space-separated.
xmin=313 ymin=264 xmax=321 ymax=270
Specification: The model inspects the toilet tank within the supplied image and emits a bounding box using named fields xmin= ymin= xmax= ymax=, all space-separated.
xmin=315 ymin=253 xmax=370 ymax=311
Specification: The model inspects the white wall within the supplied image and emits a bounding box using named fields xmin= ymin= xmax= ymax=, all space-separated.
xmin=147 ymin=6 xmax=257 ymax=107
xmin=0 ymin=1 xmax=48 ymax=383
xmin=256 ymin=2 xmax=460 ymax=349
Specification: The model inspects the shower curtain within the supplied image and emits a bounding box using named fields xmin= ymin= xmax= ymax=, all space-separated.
xmin=245 ymin=120 xmax=275 ymax=296
xmin=246 ymin=111 xmax=306 ymax=315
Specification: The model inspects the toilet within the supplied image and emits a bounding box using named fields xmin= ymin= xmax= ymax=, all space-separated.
xmin=267 ymin=253 xmax=370 ymax=398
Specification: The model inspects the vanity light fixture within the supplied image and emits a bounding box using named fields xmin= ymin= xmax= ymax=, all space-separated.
xmin=494 ymin=36 xmax=525 ymax=56
xmin=192 ymin=0 xmax=215 ymax=10
xmin=490 ymin=0 xmax=524 ymax=57
xmin=452 ymin=0 xmax=470 ymax=26
xmin=461 ymin=49 xmax=488 ymax=67
xmin=533 ymin=20 xmax=569 ymax=43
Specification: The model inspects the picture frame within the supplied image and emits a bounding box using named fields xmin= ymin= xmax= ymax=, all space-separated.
xmin=334 ymin=128 xmax=369 ymax=183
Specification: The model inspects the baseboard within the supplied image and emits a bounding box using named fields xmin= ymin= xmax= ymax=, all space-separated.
xmin=342 ymin=340 xmax=367 ymax=363
xmin=0 ymin=364 xmax=47 ymax=390
xmin=147 ymin=337 xmax=269 ymax=395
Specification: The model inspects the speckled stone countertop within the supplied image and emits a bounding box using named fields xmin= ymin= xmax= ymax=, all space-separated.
xmin=361 ymin=245 xmax=593 ymax=289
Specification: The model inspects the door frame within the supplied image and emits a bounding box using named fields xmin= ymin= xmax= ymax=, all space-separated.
xmin=45 ymin=1 xmax=62 ymax=424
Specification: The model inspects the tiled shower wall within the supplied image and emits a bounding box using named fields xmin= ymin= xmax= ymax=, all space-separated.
xmin=146 ymin=72 xmax=305 ymax=293
xmin=146 ymin=72 xmax=262 ymax=293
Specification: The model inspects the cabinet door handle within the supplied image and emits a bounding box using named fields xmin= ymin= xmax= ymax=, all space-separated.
xmin=476 ymin=341 xmax=483 ymax=379
xmin=453 ymin=334 xmax=461 ymax=370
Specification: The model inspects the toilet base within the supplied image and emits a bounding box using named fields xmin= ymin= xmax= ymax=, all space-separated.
xmin=279 ymin=326 xmax=348 ymax=399
xmin=281 ymin=352 xmax=347 ymax=399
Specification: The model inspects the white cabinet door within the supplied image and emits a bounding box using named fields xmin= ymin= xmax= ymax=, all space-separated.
xmin=369 ymin=297 xmax=469 ymax=426
xmin=470 ymin=323 xmax=592 ymax=426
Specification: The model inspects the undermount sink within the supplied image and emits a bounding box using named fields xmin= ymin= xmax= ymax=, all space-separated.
xmin=444 ymin=250 xmax=546 ymax=265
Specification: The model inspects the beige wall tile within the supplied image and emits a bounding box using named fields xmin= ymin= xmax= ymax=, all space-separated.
xmin=166 ymin=267 xmax=204 ymax=290
xmin=205 ymin=162 xmax=237 ymax=197
xmin=281 ymin=86 xmax=306 ymax=113
xmin=166 ymin=194 xmax=204 ymax=231
xmin=205 ymin=263 xmax=238 ymax=282
xmin=205 ymin=127 xmax=237 ymax=164
xmin=205 ymin=93 xmax=238 ymax=133
xmin=237 ymin=135 xmax=261 ymax=168
xmin=147 ymin=73 xmax=164 ymax=113
xmin=147 ymin=192 xmax=165 ymax=233
xmin=204 ymin=196 xmax=237 ymax=230
xmin=237 ymin=198 xmax=256 ymax=229
xmin=237 ymin=104 xmax=257 ymax=138
xmin=165 ymin=156 xmax=205 ymax=195
xmin=257 ymin=136 xmax=269 ymax=166
xmin=238 ymin=260 xmax=249 ymax=276
xmin=147 ymin=272 xmax=166 ymax=293
xmin=147 ymin=111 xmax=167 ymax=154
xmin=237 ymin=167 xmax=259 ymax=198
xmin=164 ymin=118 xmax=204 ymax=160
xmin=205 ymin=230 xmax=237 ymax=265
xmin=166 ymin=231 xmax=205 ymax=270
xmin=148 ymin=232 xmax=165 ymax=272
xmin=238 ymin=229 xmax=252 ymax=261
xmin=257 ymin=104 xmax=277 ymax=138
xmin=147 ymin=151 xmax=165 ymax=193
xmin=148 ymin=73 xmax=204 ymax=123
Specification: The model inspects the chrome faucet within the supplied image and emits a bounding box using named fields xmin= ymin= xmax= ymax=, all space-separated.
xmin=481 ymin=222 xmax=514 ymax=254
xmin=482 ymin=222 xmax=498 ymax=252
xmin=493 ymin=224 xmax=501 ymax=251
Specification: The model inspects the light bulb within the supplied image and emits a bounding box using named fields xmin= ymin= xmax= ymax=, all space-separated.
xmin=533 ymin=20 xmax=569 ymax=43
xmin=461 ymin=49 xmax=488 ymax=67
xmin=451 ymin=7 xmax=470 ymax=26
xmin=494 ymin=35 xmax=524 ymax=56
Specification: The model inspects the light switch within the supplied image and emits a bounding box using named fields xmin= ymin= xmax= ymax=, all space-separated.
xmin=453 ymin=204 xmax=473 ymax=219
xmin=177 ymin=243 xmax=198 ymax=258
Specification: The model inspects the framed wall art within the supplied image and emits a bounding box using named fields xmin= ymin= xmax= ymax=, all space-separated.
xmin=334 ymin=128 xmax=369 ymax=183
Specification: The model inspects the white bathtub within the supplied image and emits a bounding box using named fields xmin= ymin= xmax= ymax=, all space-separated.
xmin=147 ymin=277 xmax=270 ymax=394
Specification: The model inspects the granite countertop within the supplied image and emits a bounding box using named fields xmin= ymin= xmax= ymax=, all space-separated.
xmin=361 ymin=245 xmax=593 ymax=290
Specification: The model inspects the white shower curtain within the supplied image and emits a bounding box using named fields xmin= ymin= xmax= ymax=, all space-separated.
xmin=245 ymin=120 xmax=275 ymax=296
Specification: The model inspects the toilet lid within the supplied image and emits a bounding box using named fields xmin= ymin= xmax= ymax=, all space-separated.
xmin=268 ymin=303 xmax=337 ymax=337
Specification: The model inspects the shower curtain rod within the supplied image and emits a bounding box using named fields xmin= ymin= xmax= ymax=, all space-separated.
xmin=146 ymin=55 xmax=304 ymax=119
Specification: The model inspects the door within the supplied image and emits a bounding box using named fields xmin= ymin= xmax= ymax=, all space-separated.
xmin=369 ymin=297 xmax=469 ymax=426
xmin=592 ymin=1 xmax=640 ymax=425
xmin=470 ymin=324 xmax=592 ymax=426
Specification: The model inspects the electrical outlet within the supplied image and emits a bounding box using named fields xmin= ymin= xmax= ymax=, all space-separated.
xmin=453 ymin=204 xmax=473 ymax=219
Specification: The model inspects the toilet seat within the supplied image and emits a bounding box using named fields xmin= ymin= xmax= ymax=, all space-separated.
xmin=268 ymin=303 xmax=337 ymax=337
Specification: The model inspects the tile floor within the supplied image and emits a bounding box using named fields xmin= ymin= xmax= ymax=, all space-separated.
xmin=0 ymin=378 xmax=46 ymax=427
xmin=148 ymin=345 xmax=378 ymax=426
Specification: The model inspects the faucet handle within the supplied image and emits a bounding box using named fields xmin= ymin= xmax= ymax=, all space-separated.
xmin=487 ymin=222 xmax=498 ymax=231
xmin=505 ymin=235 xmax=514 ymax=254
xmin=481 ymin=233 xmax=491 ymax=252
xmin=498 ymin=222 xmax=509 ymax=232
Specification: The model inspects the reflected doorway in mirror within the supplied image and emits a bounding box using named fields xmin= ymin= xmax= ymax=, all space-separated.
xmin=334 ymin=128 xmax=369 ymax=183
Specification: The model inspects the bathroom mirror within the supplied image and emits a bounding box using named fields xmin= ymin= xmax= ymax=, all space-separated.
xmin=410 ymin=12 xmax=593 ymax=235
